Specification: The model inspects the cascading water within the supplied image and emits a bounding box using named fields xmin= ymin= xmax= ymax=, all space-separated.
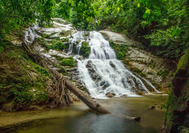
xmin=68 ymin=31 xmax=85 ymax=55
xmin=68 ymin=31 xmax=159 ymax=99
xmin=24 ymin=24 xmax=39 ymax=45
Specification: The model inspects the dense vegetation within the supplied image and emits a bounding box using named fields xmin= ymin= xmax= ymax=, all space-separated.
xmin=0 ymin=0 xmax=188 ymax=132
xmin=95 ymin=0 xmax=188 ymax=60
xmin=1 ymin=0 xmax=188 ymax=60
xmin=0 ymin=44 xmax=50 ymax=111
xmin=0 ymin=0 xmax=54 ymax=39
xmin=53 ymin=0 xmax=188 ymax=60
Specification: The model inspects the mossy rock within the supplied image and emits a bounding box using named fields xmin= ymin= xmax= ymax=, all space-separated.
xmin=157 ymin=69 xmax=169 ymax=79
xmin=109 ymin=41 xmax=128 ymax=60
xmin=47 ymin=41 xmax=65 ymax=51
xmin=80 ymin=41 xmax=90 ymax=58
xmin=61 ymin=57 xmax=75 ymax=67
xmin=165 ymin=49 xmax=189 ymax=132
xmin=61 ymin=38 xmax=69 ymax=42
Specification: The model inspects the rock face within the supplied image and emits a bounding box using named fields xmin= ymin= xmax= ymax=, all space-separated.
xmin=100 ymin=30 xmax=175 ymax=92
xmin=165 ymin=49 xmax=189 ymax=133
xmin=86 ymin=60 xmax=101 ymax=82
xmin=36 ymin=18 xmax=76 ymax=40
xmin=100 ymin=30 xmax=132 ymax=45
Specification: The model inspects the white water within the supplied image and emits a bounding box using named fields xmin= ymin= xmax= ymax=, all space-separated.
xmin=24 ymin=25 xmax=37 ymax=45
xmin=69 ymin=31 xmax=158 ymax=99
xmin=23 ymin=22 xmax=158 ymax=99
xmin=67 ymin=31 xmax=85 ymax=55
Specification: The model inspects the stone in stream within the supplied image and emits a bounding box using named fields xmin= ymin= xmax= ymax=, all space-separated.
xmin=86 ymin=60 xmax=101 ymax=82
xmin=106 ymin=92 xmax=116 ymax=98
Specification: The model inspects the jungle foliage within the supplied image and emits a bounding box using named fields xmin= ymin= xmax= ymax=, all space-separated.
xmin=91 ymin=0 xmax=189 ymax=60
xmin=0 ymin=0 xmax=54 ymax=41
xmin=1 ymin=0 xmax=188 ymax=60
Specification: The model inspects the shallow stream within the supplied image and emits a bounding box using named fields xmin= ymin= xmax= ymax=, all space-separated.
xmin=0 ymin=95 xmax=166 ymax=133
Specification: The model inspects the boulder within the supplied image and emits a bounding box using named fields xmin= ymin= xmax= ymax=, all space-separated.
xmin=106 ymin=92 xmax=116 ymax=98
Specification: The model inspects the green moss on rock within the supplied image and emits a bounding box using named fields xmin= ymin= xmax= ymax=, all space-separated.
xmin=110 ymin=41 xmax=128 ymax=60
xmin=80 ymin=41 xmax=90 ymax=58
xmin=157 ymin=69 xmax=169 ymax=79
xmin=48 ymin=41 xmax=65 ymax=51
xmin=61 ymin=57 xmax=75 ymax=67
xmin=165 ymin=49 xmax=189 ymax=132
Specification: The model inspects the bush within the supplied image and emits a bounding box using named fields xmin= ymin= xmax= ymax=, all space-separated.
xmin=80 ymin=41 xmax=90 ymax=58
xmin=61 ymin=57 xmax=75 ymax=67
xmin=48 ymin=41 xmax=65 ymax=51
xmin=117 ymin=51 xmax=125 ymax=60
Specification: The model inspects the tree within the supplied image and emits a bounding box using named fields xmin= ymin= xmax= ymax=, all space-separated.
xmin=0 ymin=0 xmax=54 ymax=41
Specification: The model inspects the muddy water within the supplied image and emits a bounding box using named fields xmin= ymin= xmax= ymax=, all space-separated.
xmin=0 ymin=95 xmax=166 ymax=133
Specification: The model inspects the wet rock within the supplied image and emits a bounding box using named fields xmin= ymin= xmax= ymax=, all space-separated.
xmin=66 ymin=67 xmax=77 ymax=72
xmin=99 ymin=80 xmax=105 ymax=86
xmin=99 ymin=30 xmax=130 ymax=44
xmin=136 ymin=92 xmax=145 ymax=95
xmin=121 ymin=94 xmax=128 ymax=97
xmin=161 ymin=94 xmax=168 ymax=97
xmin=148 ymin=106 xmax=155 ymax=109
xmin=86 ymin=60 xmax=101 ymax=82
xmin=102 ymin=82 xmax=110 ymax=90
xmin=106 ymin=92 xmax=116 ymax=98
xmin=109 ymin=61 xmax=116 ymax=70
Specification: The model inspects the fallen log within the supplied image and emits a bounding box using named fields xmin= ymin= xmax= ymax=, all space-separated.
xmin=64 ymin=77 xmax=140 ymax=121
xmin=63 ymin=77 xmax=110 ymax=114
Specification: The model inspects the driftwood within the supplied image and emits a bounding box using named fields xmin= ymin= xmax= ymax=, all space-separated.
xmin=21 ymin=38 xmax=140 ymax=121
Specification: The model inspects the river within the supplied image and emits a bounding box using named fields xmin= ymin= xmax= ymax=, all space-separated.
xmin=0 ymin=95 xmax=166 ymax=133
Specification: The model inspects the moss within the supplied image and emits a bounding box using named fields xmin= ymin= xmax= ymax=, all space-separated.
xmin=157 ymin=69 xmax=169 ymax=79
xmin=110 ymin=41 xmax=128 ymax=60
xmin=147 ymin=71 xmax=153 ymax=75
xmin=117 ymin=51 xmax=125 ymax=60
xmin=123 ymin=60 xmax=129 ymax=65
xmin=59 ymin=31 xmax=72 ymax=37
xmin=35 ymin=65 xmax=50 ymax=77
xmin=55 ymin=65 xmax=67 ymax=75
xmin=165 ymin=89 xmax=189 ymax=132
xmin=147 ymin=60 xmax=155 ymax=68
xmin=0 ymin=46 xmax=4 ymax=52
xmin=165 ymin=49 xmax=189 ymax=132
xmin=61 ymin=57 xmax=75 ymax=67
xmin=80 ymin=41 xmax=90 ymax=57
xmin=132 ymin=67 xmax=146 ymax=77
xmin=47 ymin=41 xmax=65 ymax=51
xmin=61 ymin=38 xmax=69 ymax=42
xmin=0 ymin=40 xmax=10 ymax=52
xmin=177 ymin=50 xmax=189 ymax=72
xmin=51 ymin=55 xmax=64 ymax=61
xmin=0 ymin=43 xmax=50 ymax=111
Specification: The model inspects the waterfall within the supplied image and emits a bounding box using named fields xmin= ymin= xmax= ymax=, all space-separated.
xmin=22 ymin=19 xmax=159 ymax=99
xmin=68 ymin=31 xmax=85 ymax=55
xmin=24 ymin=24 xmax=39 ymax=45
xmin=67 ymin=31 xmax=159 ymax=99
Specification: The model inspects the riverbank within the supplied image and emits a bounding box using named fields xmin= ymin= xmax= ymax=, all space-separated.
xmin=0 ymin=95 xmax=167 ymax=133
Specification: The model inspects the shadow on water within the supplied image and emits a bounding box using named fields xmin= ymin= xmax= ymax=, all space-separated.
xmin=0 ymin=95 xmax=166 ymax=133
